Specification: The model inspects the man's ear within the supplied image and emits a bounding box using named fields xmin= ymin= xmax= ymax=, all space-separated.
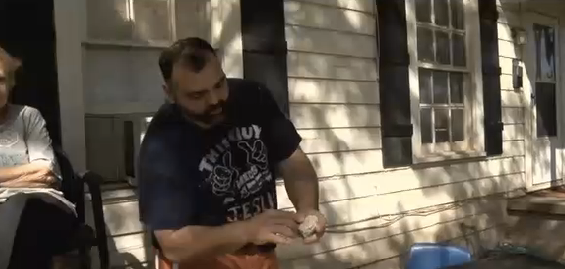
xmin=162 ymin=83 xmax=175 ymax=103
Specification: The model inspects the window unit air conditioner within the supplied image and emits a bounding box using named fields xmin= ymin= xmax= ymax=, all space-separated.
xmin=85 ymin=115 xmax=152 ymax=185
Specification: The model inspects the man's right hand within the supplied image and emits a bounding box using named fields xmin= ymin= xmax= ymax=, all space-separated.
xmin=243 ymin=209 xmax=300 ymax=245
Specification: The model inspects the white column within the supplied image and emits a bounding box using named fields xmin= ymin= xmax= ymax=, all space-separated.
xmin=211 ymin=0 xmax=244 ymax=78
xmin=53 ymin=0 xmax=87 ymax=171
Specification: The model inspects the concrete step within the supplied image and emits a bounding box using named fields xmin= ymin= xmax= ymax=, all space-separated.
xmin=508 ymin=189 xmax=565 ymax=217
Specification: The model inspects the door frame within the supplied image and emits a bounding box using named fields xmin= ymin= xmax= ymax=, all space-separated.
xmin=524 ymin=11 xmax=565 ymax=191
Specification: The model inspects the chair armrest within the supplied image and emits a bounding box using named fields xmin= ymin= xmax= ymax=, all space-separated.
xmin=80 ymin=170 xmax=105 ymax=186
xmin=79 ymin=171 xmax=110 ymax=269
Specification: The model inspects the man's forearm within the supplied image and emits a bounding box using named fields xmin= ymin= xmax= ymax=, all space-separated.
xmin=160 ymin=221 xmax=250 ymax=262
xmin=284 ymin=172 xmax=319 ymax=211
xmin=279 ymin=149 xmax=320 ymax=211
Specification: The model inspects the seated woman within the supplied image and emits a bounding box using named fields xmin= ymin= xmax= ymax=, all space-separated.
xmin=0 ymin=46 xmax=77 ymax=269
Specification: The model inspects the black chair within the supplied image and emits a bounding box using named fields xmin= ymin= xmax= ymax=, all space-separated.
xmin=54 ymin=146 xmax=109 ymax=269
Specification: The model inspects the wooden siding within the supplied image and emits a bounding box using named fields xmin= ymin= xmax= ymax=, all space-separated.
xmin=276 ymin=0 xmax=527 ymax=268
xmin=84 ymin=1 xmax=560 ymax=268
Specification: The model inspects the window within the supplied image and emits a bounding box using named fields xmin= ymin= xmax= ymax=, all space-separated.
xmin=86 ymin=0 xmax=210 ymax=46
xmin=83 ymin=0 xmax=211 ymax=114
xmin=406 ymin=0 xmax=484 ymax=160
xmin=533 ymin=23 xmax=558 ymax=137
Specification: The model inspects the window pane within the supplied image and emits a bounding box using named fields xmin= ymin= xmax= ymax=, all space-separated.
xmin=453 ymin=33 xmax=466 ymax=67
xmin=450 ymin=72 xmax=463 ymax=103
xmin=421 ymin=108 xmax=433 ymax=143
xmin=435 ymin=108 xmax=450 ymax=142
xmin=434 ymin=0 xmax=449 ymax=26
xmin=534 ymin=24 xmax=556 ymax=83
xmin=418 ymin=27 xmax=434 ymax=62
xmin=133 ymin=0 xmax=172 ymax=42
xmin=416 ymin=0 xmax=432 ymax=23
xmin=87 ymin=0 xmax=133 ymax=40
xmin=436 ymin=31 xmax=451 ymax=64
xmin=536 ymin=82 xmax=557 ymax=137
xmin=452 ymin=109 xmax=464 ymax=141
xmin=176 ymin=0 xmax=211 ymax=40
xmin=419 ymin=68 xmax=433 ymax=104
xmin=433 ymin=71 xmax=449 ymax=103
xmin=451 ymin=0 xmax=465 ymax=29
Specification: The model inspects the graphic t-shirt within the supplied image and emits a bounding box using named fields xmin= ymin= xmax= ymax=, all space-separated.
xmin=138 ymin=79 xmax=301 ymax=238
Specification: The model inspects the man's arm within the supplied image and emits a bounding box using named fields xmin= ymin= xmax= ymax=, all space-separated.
xmin=138 ymin=131 xmax=245 ymax=262
xmin=254 ymin=83 xmax=326 ymax=243
xmin=155 ymin=209 xmax=298 ymax=262
xmin=138 ymin=131 xmax=299 ymax=263
xmin=278 ymin=147 xmax=319 ymax=211
xmin=254 ymin=84 xmax=319 ymax=211
xmin=154 ymin=222 xmax=249 ymax=262
xmin=278 ymin=149 xmax=326 ymax=244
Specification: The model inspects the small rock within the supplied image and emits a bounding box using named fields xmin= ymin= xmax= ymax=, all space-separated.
xmin=299 ymin=215 xmax=318 ymax=238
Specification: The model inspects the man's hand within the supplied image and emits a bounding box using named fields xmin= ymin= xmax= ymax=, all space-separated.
xmin=242 ymin=209 xmax=301 ymax=245
xmin=295 ymin=209 xmax=327 ymax=244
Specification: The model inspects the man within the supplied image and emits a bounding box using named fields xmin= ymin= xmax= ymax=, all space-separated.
xmin=138 ymin=37 xmax=326 ymax=268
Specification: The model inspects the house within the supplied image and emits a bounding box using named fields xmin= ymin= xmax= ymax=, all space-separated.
xmin=2 ymin=0 xmax=565 ymax=268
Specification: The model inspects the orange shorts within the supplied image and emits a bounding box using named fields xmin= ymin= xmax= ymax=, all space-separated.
xmin=155 ymin=248 xmax=278 ymax=269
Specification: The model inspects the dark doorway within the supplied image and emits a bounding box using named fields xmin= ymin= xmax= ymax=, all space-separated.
xmin=0 ymin=0 xmax=62 ymax=146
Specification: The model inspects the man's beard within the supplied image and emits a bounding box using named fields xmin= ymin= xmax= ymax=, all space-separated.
xmin=178 ymin=100 xmax=227 ymax=125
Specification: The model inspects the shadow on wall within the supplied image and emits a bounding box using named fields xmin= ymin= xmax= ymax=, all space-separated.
xmin=88 ymin=0 xmax=565 ymax=269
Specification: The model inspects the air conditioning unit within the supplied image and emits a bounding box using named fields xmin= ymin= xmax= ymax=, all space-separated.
xmin=85 ymin=114 xmax=152 ymax=185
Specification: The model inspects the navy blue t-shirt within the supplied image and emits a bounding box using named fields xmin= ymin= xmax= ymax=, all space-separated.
xmin=138 ymin=79 xmax=301 ymax=234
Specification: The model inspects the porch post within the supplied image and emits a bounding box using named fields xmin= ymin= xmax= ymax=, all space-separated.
xmin=211 ymin=0 xmax=244 ymax=79
xmin=53 ymin=0 xmax=87 ymax=171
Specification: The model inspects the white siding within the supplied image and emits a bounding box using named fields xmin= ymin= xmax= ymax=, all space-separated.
xmin=83 ymin=1 xmax=565 ymax=268
xmin=275 ymin=1 xmax=528 ymax=268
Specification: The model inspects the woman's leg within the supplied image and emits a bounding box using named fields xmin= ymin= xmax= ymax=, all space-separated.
xmin=8 ymin=197 xmax=78 ymax=269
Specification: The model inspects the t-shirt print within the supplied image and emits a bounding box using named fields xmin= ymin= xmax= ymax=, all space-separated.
xmin=0 ymin=129 xmax=19 ymax=147
xmin=197 ymin=124 xmax=276 ymax=222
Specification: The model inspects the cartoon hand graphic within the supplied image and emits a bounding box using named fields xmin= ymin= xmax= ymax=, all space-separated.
xmin=238 ymin=141 xmax=268 ymax=170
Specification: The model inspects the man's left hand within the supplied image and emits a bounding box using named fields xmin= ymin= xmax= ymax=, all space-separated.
xmin=295 ymin=209 xmax=327 ymax=244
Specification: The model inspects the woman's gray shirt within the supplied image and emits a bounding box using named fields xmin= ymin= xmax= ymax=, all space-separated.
xmin=0 ymin=105 xmax=74 ymax=212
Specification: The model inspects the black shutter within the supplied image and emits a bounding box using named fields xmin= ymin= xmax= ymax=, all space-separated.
xmin=479 ymin=0 xmax=504 ymax=155
xmin=377 ymin=0 xmax=413 ymax=168
xmin=240 ymin=0 xmax=289 ymax=115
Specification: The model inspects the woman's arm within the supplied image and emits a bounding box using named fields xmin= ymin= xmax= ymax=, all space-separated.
xmin=0 ymin=162 xmax=56 ymax=187
xmin=23 ymin=107 xmax=60 ymax=176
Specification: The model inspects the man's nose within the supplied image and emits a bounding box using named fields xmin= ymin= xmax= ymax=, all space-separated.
xmin=208 ymin=90 xmax=219 ymax=105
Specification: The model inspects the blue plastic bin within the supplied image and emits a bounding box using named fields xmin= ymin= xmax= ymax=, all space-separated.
xmin=406 ymin=243 xmax=472 ymax=269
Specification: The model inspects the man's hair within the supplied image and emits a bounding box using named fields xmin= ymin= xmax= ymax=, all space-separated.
xmin=159 ymin=37 xmax=216 ymax=82
xmin=0 ymin=46 xmax=21 ymax=79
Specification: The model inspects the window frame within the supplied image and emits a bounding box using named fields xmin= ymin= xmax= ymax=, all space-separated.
xmin=83 ymin=0 xmax=211 ymax=49
xmin=81 ymin=0 xmax=217 ymax=115
xmin=406 ymin=0 xmax=485 ymax=163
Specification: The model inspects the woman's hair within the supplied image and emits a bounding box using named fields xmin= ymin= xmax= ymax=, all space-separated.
xmin=0 ymin=46 xmax=21 ymax=80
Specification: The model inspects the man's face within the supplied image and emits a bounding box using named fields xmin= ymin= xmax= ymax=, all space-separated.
xmin=166 ymin=53 xmax=228 ymax=126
